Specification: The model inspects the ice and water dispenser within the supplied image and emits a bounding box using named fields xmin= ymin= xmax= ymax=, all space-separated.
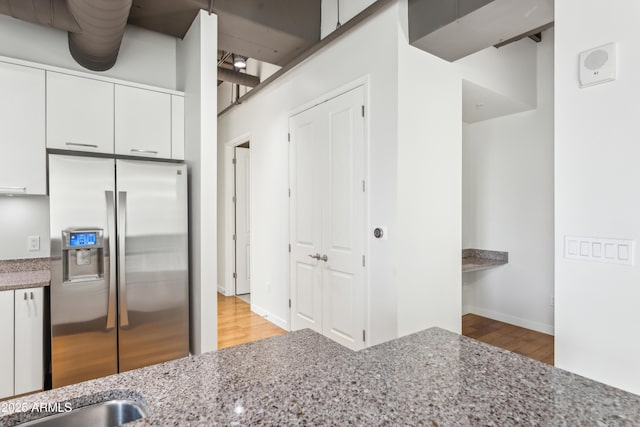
xmin=62 ymin=229 xmax=105 ymax=283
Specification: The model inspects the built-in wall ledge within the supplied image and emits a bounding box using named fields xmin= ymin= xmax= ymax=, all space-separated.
xmin=0 ymin=257 xmax=51 ymax=291
xmin=462 ymin=249 xmax=508 ymax=273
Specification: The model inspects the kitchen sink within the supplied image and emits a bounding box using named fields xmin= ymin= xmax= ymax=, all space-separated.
xmin=16 ymin=400 xmax=148 ymax=427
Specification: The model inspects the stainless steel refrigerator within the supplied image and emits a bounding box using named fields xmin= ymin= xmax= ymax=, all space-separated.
xmin=49 ymin=154 xmax=189 ymax=388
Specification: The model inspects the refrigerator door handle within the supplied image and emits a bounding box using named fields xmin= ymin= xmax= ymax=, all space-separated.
xmin=118 ymin=191 xmax=130 ymax=327
xmin=105 ymin=191 xmax=117 ymax=330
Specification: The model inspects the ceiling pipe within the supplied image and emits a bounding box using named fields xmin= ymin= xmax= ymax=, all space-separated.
xmin=0 ymin=0 xmax=132 ymax=71
xmin=217 ymin=67 xmax=260 ymax=88
xmin=0 ymin=0 xmax=81 ymax=33
xmin=67 ymin=0 xmax=133 ymax=71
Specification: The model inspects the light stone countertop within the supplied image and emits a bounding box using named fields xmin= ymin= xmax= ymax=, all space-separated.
xmin=462 ymin=248 xmax=508 ymax=272
xmin=0 ymin=258 xmax=50 ymax=291
xmin=1 ymin=328 xmax=639 ymax=426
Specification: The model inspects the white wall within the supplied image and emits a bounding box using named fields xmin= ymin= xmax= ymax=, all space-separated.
xmin=0 ymin=197 xmax=50 ymax=260
xmin=555 ymin=1 xmax=640 ymax=394
xmin=219 ymin=0 xmax=463 ymax=345
xmin=218 ymin=2 xmax=400 ymax=343
xmin=176 ymin=11 xmax=218 ymax=355
xmin=395 ymin=1 xmax=462 ymax=336
xmin=462 ymin=30 xmax=555 ymax=335
xmin=0 ymin=15 xmax=177 ymax=89
xmin=321 ymin=0 xmax=377 ymax=39
xmin=456 ymin=38 xmax=538 ymax=109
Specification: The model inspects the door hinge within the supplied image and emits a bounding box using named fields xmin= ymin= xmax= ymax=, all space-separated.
xmin=232 ymin=196 xmax=237 ymax=203
xmin=362 ymin=180 xmax=366 ymax=192
xmin=363 ymin=330 xmax=366 ymax=342
xmin=289 ymin=243 xmax=291 ymax=253
xmin=233 ymin=272 xmax=237 ymax=279
xmin=288 ymin=133 xmax=291 ymax=142
xmin=288 ymin=188 xmax=291 ymax=198
xmin=361 ymin=105 xmax=365 ymax=117
xmin=232 ymin=157 xmax=237 ymax=165
xmin=362 ymin=255 xmax=365 ymax=267
xmin=233 ymin=234 xmax=237 ymax=241
xmin=289 ymin=299 xmax=292 ymax=308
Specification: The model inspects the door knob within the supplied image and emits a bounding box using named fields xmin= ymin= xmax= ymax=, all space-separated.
xmin=308 ymin=253 xmax=321 ymax=260
xmin=320 ymin=254 xmax=328 ymax=262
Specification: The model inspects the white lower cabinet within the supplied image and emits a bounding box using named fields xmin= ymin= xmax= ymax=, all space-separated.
xmin=0 ymin=291 xmax=14 ymax=399
xmin=0 ymin=288 xmax=43 ymax=399
xmin=14 ymin=288 xmax=43 ymax=395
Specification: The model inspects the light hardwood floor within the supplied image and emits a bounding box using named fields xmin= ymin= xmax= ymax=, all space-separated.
xmin=217 ymin=298 xmax=554 ymax=364
xmin=217 ymin=293 xmax=287 ymax=350
xmin=462 ymin=314 xmax=554 ymax=365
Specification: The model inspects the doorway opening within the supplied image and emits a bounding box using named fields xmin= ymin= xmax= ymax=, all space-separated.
xmin=217 ymin=137 xmax=287 ymax=349
xmin=460 ymin=29 xmax=555 ymax=364
xmin=233 ymin=142 xmax=251 ymax=302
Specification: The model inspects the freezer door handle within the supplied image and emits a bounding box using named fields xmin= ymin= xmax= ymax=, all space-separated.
xmin=118 ymin=191 xmax=130 ymax=327
xmin=105 ymin=191 xmax=117 ymax=330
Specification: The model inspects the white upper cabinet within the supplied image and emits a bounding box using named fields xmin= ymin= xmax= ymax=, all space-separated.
xmin=115 ymin=85 xmax=171 ymax=159
xmin=171 ymin=95 xmax=185 ymax=160
xmin=14 ymin=287 xmax=43 ymax=395
xmin=0 ymin=61 xmax=46 ymax=195
xmin=47 ymin=71 xmax=114 ymax=154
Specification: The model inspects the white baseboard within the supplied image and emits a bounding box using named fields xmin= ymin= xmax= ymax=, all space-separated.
xmin=251 ymin=303 xmax=289 ymax=331
xmin=461 ymin=303 xmax=472 ymax=316
xmin=467 ymin=306 xmax=554 ymax=336
xmin=217 ymin=285 xmax=226 ymax=295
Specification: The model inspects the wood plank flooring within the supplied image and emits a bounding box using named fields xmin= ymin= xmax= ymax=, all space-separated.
xmin=217 ymin=297 xmax=554 ymax=364
xmin=462 ymin=314 xmax=554 ymax=365
xmin=217 ymin=293 xmax=287 ymax=350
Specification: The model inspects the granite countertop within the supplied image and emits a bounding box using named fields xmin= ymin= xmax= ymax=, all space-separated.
xmin=2 ymin=328 xmax=640 ymax=426
xmin=462 ymin=248 xmax=508 ymax=272
xmin=0 ymin=258 xmax=50 ymax=291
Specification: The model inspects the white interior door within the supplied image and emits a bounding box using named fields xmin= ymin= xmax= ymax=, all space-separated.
xmin=290 ymin=107 xmax=324 ymax=333
xmin=235 ymin=147 xmax=251 ymax=295
xmin=321 ymin=87 xmax=366 ymax=350
xmin=289 ymin=86 xmax=366 ymax=350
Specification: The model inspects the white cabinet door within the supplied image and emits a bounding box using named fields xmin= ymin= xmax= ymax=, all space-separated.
xmin=47 ymin=71 xmax=114 ymax=154
xmin=0 ymin=290 xmax=14 ymax=399
xmin=0 ymin=62 xmax=46 ymax=195
xmin=14 ymin=288 xmax=43 ymax=395
xmin=171 ymin=95 xmax=185 ymax=160
xmin=115 ymin=85 xmax=171 ymax=159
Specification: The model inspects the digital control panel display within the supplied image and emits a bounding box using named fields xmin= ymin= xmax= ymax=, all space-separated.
xmin=69 ymin=232 xmax=97 ymax=247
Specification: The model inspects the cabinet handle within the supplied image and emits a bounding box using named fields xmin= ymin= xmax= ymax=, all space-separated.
xmin=66 ymin=142 xmax=98 ymax=148
xmin=23 ymin=292 xmax=27 ymax=300
xmin=65 ymin=142 xmax=98 ymax=148
xmin=30 ymin=292 xmax=34 ymax=300
xmin=130 ymin=149 xmax=158 ymax=155
xmin=0 ymin=186 xmax=26 ymax=193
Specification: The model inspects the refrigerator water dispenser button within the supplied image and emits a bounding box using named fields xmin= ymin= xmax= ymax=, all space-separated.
xmin=76 ymin=249 xmax=92 ymax=266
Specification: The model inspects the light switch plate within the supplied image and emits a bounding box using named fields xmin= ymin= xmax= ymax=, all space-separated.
xmin=565 ymin=236 xmax=634 ymax=265
xmin=27 ymin=235 xmax=40 ymax=251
